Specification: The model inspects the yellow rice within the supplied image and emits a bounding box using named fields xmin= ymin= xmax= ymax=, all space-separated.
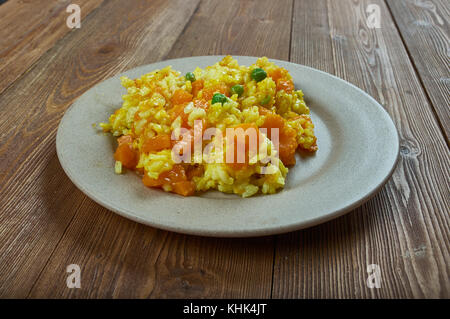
xmin=100 ymin=56 xmax=317 ymax=197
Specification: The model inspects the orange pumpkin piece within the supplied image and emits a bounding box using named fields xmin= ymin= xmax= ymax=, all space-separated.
xmin=114 ymin=143 xmax=137 ymax=169
xmin=142 ymin=173 xmax=162 ymax=187
xmin=117 ymin=135 xmax=133 ymax=145
xmin=142 ymin=134 xmax=171 ymax=153
xmin=171 ymin=130 xmax=193 ymax=158
xmin=186 ymin=165 xmax=204 ymax=180
xmin=171 ymin=101 xmax=208 ymax=129
xmin=142 ymin=164 xmax=195 ymax=196
xmin=202 ymin=83 xmax=229 ymax=101
xmin=169 ymin=103 xmax=190 ymax=127
xmin=191 ymin=79 xmax=204 ymax=98
xmin=269 ymin=68 xmax=287 ymax=82
xmin=260 ymin=113 xmax=298 ymax=166
xmin=276 ymin=79 xmax=294 ymax=93
xmin=261 ymin=114 xmax=284 ymax=139
xmin=227 ymin=123 xmax=263 ymax=170
xmin=171 ymin=89 xmax=193 ymax=105
xmin=278 ymin=127 xmax=298 ymax=166
xmin=161 ymin=165 xmax=187 ymax=184
xmin=172 ymin=181 xmax=196 ymax=196
xmin=170 ymin=118 xmax=204 ymax=161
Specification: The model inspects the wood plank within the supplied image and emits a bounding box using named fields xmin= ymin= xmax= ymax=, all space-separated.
xmin=0 ymin=0 xmax=104 ymax=96
xmin=166 ymin=0 xmax=293 ymax=59
xmin=272 ymin=0 xmax=450 ymax=298
xmin=152 ymin=0 xmax=294 ymax=298
xmin=386 ymin=0 xmax=450 ymax=140
xmin=27 ymin=0 xmax=293 ymax=299
xmin=0 ymin=0 xmax=200 ymax=298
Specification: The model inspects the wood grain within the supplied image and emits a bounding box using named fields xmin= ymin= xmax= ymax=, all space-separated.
xmin=26 ymin=0 xmax=293 ymax=298
xmin=272 ymin=0 xmax=450 ymax=298
xmin=0 ymin=0 xmax=448 ymax=299
xmin=0 ymin=0 xmax=104 ymax=96
xmin=166 ymin=0 xmax=293 ymax=59
xmin=386 ymin=0 xmax=450 ymax=140
xmin=0 ymin=0 xmax=200 ymax=298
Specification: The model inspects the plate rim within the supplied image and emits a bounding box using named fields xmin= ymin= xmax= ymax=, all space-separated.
xmin=56 ymin=55 xmax=400 ymax=237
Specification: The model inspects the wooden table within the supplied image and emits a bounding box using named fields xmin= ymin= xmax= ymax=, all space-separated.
xmin=0 ymin=0 xmax=448 ymax=299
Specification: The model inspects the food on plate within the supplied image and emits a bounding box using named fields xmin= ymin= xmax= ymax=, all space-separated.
xmin=100 ymin=56 xmax=317 ymax=197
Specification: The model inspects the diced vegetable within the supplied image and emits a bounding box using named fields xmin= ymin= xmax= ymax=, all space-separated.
xmin=251 ymin=68 xmax=267 ymax=82
xmin=169 ymin=103 xmax=190 ymax=127
xmin=142 ymin=134 xmax=172 ymax=153
xmin=276 ymin=79 xmax=294 ymax=93
xmin=185 ymin=72 xmax=196 ymax=82
xmin=191 ymin=79 xmax=204 ymax=97
xmin=211 ymin=93 xmax=227 ymax=105
xmin=172 ymin=181 xmax=196 ymax=196
xmin=142 ymin=164 xmax=196 ymax=196
xmin=114 ymin=143 xmax=137 ymax=169
xmin=269 ymin=67 xmax=287 ymax=82
xmin=142 ymin=173 xmax=162 ymax=187
xmin=117 ymin=135 xmax=133 ymax=145
xmin=260 ymin=113 xmax=298 ymax=166
xmin=186 ymin=165 xmax=204 ymax=180
xmin=171 ymin=89 xmax=193 ymax=105
xmin=230 ymin=84 xmax=244 ymax=97
xmin=202 ymin=83 xmax=229 ymax=101
xmin=227 ymin=123 xmax=263 ymax=170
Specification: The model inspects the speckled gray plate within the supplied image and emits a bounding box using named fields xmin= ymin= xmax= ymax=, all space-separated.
xmin=56 ymin=56 xmax=399 ymax=237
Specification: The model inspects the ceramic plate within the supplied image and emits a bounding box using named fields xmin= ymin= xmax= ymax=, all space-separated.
xmin=56 ymin=56 xmax=399 ymax=237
